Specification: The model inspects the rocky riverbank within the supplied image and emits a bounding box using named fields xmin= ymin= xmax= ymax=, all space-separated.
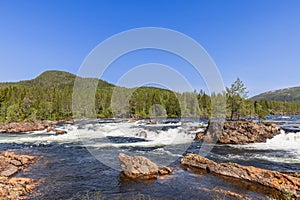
xmin=0 ymin=151 xmax=37 ymax=199
xmin=0 ymin=120 xmax=73 ymax=134
xmin=181 ymin=153 xmax=300 ymax=199
xmin=195 ymin=120 xmax=280 ymax=144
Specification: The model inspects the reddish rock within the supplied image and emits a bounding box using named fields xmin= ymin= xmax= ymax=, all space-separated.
xmin=0 ymin=151 xmax=37 ymax=199
xmin=55 ymin=130 xmax=67 ymax=135
xmin=46 ymin=127 xmax=53 ymax=132
xmin=195 ymin=120 xmax=280 ymax=144
xmin=158 ymin=166 xmax=174 ymax=176
xmin=0 ymin=120 xmax=61 ymax=134
xmin=181 ymin=153 xmax=300 ymax=198
xmin=119 ymin=153 xmax=158 ymax=179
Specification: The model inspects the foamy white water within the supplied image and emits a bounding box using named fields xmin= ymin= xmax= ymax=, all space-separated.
xmin=0 ymin=120 xmax=199 ymax=147
xmin=233 ymin=131 xmax=300 ymax=163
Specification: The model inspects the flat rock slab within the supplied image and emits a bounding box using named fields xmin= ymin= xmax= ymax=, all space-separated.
xmin=181 ymin=153 xmax=300 ymax=198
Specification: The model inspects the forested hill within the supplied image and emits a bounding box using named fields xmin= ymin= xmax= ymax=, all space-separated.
xmin=0 ymin=71 xmax=299 ymax=122
xmin=251 ymin=86 xmax=300 ymax=102
xmin=0 ymin=70 xmax=114 ymax=89
xmin=0 ymin=70 xmax=202 ymax=121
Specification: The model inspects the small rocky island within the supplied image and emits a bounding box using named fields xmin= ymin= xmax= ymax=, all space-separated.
xmin=195 ymin=120 xmax=280 ymax=144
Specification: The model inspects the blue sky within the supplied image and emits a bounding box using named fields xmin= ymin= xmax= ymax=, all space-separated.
xmin=0 ymin=0 xmax=299 ymax=96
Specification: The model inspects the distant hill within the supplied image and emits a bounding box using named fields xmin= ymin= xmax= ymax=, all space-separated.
xmin=251 ymin=86 xmax=300 ymax=102
xmin=0 ymin=70 xmax=114 ymax=88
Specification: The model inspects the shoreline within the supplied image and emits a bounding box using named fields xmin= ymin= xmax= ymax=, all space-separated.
xmin=0 ymin=120 xmax=74 ymax=134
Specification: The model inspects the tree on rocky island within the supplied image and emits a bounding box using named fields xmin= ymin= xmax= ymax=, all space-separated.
xmin=226 ymin=78 xmax=248 ymax=120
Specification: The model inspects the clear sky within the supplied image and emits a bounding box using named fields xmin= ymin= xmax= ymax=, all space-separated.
xmin=0 ymin=0 xmax=299 ymax=96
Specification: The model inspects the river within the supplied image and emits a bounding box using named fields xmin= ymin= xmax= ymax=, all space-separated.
xmin=0 ymin=115 xmax=299 ymax=199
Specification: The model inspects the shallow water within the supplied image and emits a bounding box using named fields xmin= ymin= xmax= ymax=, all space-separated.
xmin=0 ymin=116 xmax=299 ymax=199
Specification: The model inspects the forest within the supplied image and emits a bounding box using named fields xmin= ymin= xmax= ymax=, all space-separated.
xmin=0 ymin=71 xmax=299 ymax=122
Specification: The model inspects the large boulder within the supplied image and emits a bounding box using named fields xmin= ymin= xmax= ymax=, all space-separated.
xmin=119 ymin=153 xmax=159 ymax=179
xmin=195 ymin=120 xmax=280 ymax=144
xmin=181 ymin=153 xmax=300 ymax=198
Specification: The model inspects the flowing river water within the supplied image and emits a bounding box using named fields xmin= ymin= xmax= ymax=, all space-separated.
xmin=0 ymin=116 xmax=299 ymax=199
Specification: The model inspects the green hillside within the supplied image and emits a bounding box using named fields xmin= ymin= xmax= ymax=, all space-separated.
xmin=0 ymin=70 xmax=114 ymax=89
xmin=252 ymin=86 xmax=300 ymax=102
xmin=0 ymin=70 xmax=196 ymax=121
xmin=0 ymin=71 xmax=299 ymax=122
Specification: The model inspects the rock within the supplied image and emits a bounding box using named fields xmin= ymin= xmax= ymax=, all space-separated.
xmin=0 ymin=164 xmax=19 ymax=177
xmin=147 ymin=120 xmax=157 ymax=125
xmin=136 ymin=131 xmax=147 ymax=138
xmin=195 ymin=132 xmax=205 ymax=141
xmin=181 ymin=153 xmax=300 ymax=198
xmin=55 ymin=130 xmax=67 ymax=135
xmin=158 ymin=166 xmax=174 ymax=176
xmin=213 ymin=188 xmax=247 ymax=199
xmin=195 ymin=120 xmax=280 ymax=144
xmin=119 ymin=153 xmax=158 ymax=179
xmin=0 ymin=151 xmax=37 ymax=199
xmin=0 ymin=120 xmax=59 ymax=134
xmin=46 ymin=127 xmax=53 ymax=132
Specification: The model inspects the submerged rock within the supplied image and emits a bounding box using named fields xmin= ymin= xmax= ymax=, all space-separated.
xmin=195 ymin=120 xmax=280 ymax=144
xmin=181 ymin=153 xmax=300 ymax=198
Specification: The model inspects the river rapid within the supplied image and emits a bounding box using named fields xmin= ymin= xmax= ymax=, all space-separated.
xmin=0 ymin=115 xmax=299 ymax=199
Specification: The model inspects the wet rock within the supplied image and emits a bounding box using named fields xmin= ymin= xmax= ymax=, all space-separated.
xmin=181 ymin=153 xmax=300 ymax=198
xmin=213 ymin=188 xmax=248 ymax=199
xmin=0 ymin=164 xmax=19 ymax=177
xmin=46 ymin=127 xmax=53 ymax=132
xmin=158 ymin=166 xmax=174 ymax=176
xmin=119 ymin=153 xmax=158 ymax=179
xmin=0 ymin=151 xmax=37 ymax=199
xmin=0 ymin=152 xmax=35 ymax=177
xmin=195 ymin=120 xmax=280 ymax=144
xmin=55 ymin=129 xmax=67 ymax=135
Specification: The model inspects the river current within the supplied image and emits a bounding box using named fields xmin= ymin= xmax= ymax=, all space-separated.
xmin=0 ymin=115 xmax=299 ymax=199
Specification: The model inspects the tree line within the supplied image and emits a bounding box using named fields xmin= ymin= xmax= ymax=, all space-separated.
xmin=0 ymin=78 xmax=299 ymax=122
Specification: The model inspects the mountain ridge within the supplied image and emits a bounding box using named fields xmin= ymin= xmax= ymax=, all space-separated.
xmin=0 ymin=70 xmax=115 ymax=88
xmin=251 ymin=86 xmax=300 ymax=102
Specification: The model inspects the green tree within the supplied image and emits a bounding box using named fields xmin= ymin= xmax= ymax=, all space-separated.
xmin=254 ymin=101 xmax=267 ymax=122
xmin=226 ymin=78 xmax=248 ymax=120
xmin=6 ymin=104 xmax=21 ymax=122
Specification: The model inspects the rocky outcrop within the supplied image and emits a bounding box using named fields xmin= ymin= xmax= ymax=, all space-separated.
xmin=0 ymin=151 xmax=37 ymax=200
xmin=181 ymin=153 xmax=300 ymax=198
xmin=0 ymin=121 xmax=58 ymax=134
xmin=195 ymin=120 xmax=280 ymax=144
xmin=119 ymin=153 xmax=174 ymax=179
